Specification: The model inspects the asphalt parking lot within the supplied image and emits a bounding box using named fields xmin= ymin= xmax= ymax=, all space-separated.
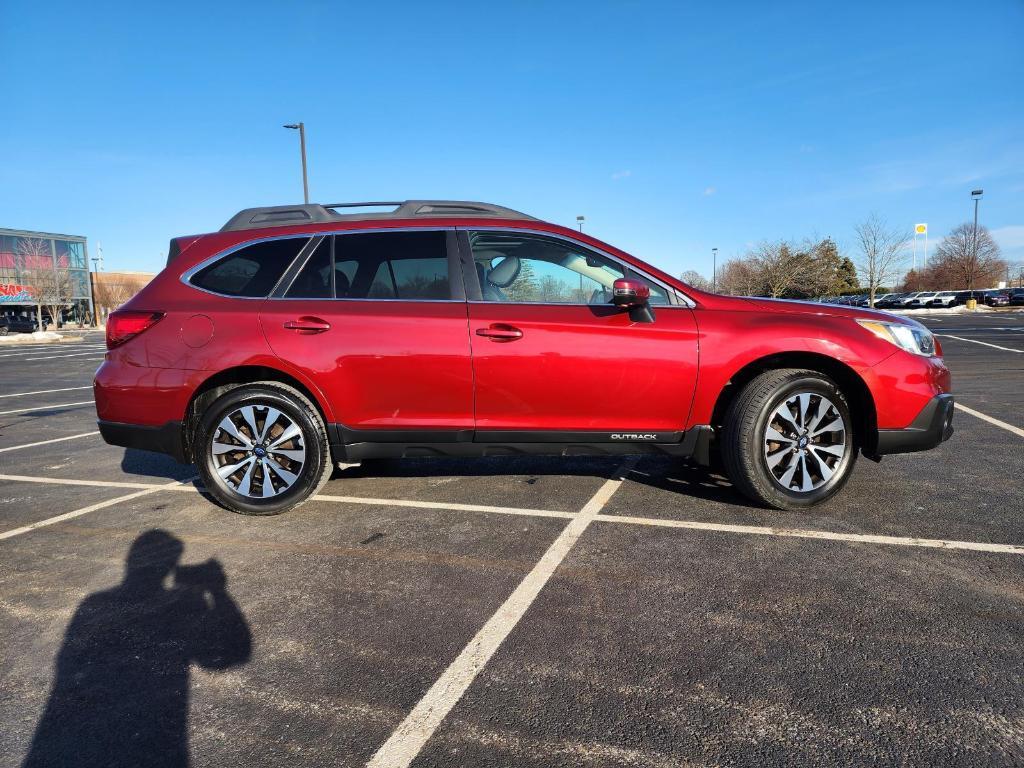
xmin=2 ymin=313 xmax=1023 ymax=767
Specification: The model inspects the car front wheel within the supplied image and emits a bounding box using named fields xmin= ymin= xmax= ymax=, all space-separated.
xmin=722 ymin=368 xmax=857 ymax=510
xmin=196 ymin=382 xmax=332 ymax=516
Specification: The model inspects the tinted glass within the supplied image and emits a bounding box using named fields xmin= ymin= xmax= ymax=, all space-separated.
xmin=192 ymin=238 xmax=308 ymax=297
xmin=333 ymin=231 xmax=450 ymax=300
xmin=469 ymin=232 xmax=625 ymax=304
xmin=285 ymin=238 xmax=332 ymax=298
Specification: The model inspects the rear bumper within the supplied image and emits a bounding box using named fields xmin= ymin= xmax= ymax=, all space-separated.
xmin=98 ymin=420 xmax=188 ymax=463
xmin=874 ymin=394 xmax=954 ymax=455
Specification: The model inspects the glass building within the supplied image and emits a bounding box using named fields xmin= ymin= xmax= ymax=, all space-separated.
xmin=0 ymin=228 xmax=93 ymax=324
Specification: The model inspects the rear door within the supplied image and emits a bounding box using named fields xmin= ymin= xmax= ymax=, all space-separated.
xmin=260 ymin=229 xmax=475 ymax=435
xmin=461 ymin=229 xmax=699 ymax=436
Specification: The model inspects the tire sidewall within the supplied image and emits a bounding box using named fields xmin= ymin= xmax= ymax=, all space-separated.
xmin=752 ymin=375 xmax=856 ymax=508
xmin=197 ymin=386 xmax=328 ymax=516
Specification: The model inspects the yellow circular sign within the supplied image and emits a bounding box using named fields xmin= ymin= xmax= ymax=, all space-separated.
xmin=915 ymin=224 xmax=927 ymax=234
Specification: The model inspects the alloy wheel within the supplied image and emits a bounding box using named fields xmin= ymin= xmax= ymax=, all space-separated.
xmin=763 ymin=392 xmax=847 ymax=493
xmin=210 ymin=404 xmax=306 ymax=498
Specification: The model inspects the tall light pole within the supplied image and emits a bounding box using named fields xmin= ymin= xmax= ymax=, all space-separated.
xmin=90 ymin=254 xmax=102 ymax=326
xmin=576 ymin=215 xmax=585 ymax=232
xmin=971 ymin=189 xmax=984 ymax=291
xmin=284 ymin=123 xmax=309 ymax=204
xmin=712 ymin=247 xmax=718 ymax=292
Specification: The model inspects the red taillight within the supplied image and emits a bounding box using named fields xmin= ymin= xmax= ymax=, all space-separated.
xmin=934 ymin=336 xmax=943 ymax=357
xmin=106 ymin=311 xmax=165 ymax=349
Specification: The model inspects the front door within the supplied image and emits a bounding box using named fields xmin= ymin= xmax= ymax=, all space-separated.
xmin=260 ymin=229 xmax=474 ymax=434
xmin=462 ymin=230 xmax=699 ymax=437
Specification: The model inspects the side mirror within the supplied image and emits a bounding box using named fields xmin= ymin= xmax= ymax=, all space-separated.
xmin=611 ymin=278 xmax=655 ymax=323
xmin=611 ymin=278 xmax=651 ymax=309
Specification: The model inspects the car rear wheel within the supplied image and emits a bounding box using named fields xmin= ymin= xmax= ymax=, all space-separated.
xmin=196 ymin=383 xmax=332 ymax=516
xmin=722 ymin=368 xmax=857 ymax=510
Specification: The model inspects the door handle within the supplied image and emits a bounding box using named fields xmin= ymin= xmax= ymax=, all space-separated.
xmin=283 ymin=316 xmax=331 ymax=334
xmin=475 ymin=324 xmax=523 ymax=342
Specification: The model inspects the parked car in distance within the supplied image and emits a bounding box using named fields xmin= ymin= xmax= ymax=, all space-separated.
xmin=3 ymin=316 xmax=42 ymax=333
xmin=1009 ymin=288 xmax=1024 ymax=306
xmin=906 ymin=292 xmax=939 ymax=308
xmin=95 ymin=199 xmax=954 ymax=516
xmin=984 ymin=290 xmax=1010 ymax=307
xmin=895 ymin=292 xmax=925 ymax=308
xmin=928 ymin=291 xmax=958 ymax=308
xmin=835 ymin=294 xmax=867 ymax=307
xmin=869 ymin=293 xmax=897 ymax=308
xmin=873 ymin=293 xmax=902 ymax=309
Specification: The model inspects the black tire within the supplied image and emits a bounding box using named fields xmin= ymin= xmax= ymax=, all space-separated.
xmin=721 ymin=368 xmax=857 ymax=510
xmin=195 ymin=382 xmax=332 ymax=516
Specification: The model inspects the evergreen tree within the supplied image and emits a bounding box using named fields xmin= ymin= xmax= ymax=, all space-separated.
xmin=834 ymin=255 xmax=860 ymax=293
xmin=501 ymin=259 xmax=538 ymax=302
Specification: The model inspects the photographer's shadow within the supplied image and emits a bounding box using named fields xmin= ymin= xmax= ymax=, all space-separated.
xmin=23 ymin=530 xmax=252 ymax=768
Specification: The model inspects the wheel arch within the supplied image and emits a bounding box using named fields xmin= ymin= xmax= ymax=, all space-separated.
xmin=182 ymin=365 xmax=332 ymax=462
xmin=710 ymin=352 xmax=878 ymax=452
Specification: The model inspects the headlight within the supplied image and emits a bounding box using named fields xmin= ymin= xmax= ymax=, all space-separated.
xmin=856 ymin=319 xmax=937 ymax=357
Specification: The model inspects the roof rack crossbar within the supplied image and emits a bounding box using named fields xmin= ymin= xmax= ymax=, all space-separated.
xmin=322 ymin=202 xmax=403 ymax=209
xmin=220 ymin=199 xmax=535 ymax=232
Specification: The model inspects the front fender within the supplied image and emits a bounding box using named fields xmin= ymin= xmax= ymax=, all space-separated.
xmin=687 ymin=310 xmax=890 ymax=427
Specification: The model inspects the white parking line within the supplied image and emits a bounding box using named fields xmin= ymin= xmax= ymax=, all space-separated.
xmin=0 ymin=400 xmax=94 ymax=416
xmin=0 ymin=386 xmax=92 ymax=399
xmin=0 ymin=345 xmax=106 ymax=358
xmin=315 ymin=494 xmax=575 ymax=519
xmin=937 ymin=334 xmax=1023 ymax=353
xmin=0 ymin=431 xmax=100 ymax=454
xmin=597 ymin=514 xmax=1024 ymax=554
xmin=0 ymin=475 xmax=577 ymax=518
xmin=932 ymin=327 xmax=1024 ymax=332
xmin=366 ymin=459 xmax=636 ymax=768
xmin=0 ymin=474 xmax=171 ymax=490
xmin=955 ymin=403 xmax=1024 ymax=438
xmin=4 ymin=465 xmax=1024 ymax=554
xmin=24 ymin=351 xmax=108 ymax=361
xmin=0 ymin=478 xmax=195 ymax=541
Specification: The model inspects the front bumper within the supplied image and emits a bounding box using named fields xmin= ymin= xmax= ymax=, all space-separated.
xmin=874 ymin=394 xmax=954 ymax=455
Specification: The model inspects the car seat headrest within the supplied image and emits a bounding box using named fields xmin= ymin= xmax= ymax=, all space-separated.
xmin=486 ymin=255 xmax=521 ymax=288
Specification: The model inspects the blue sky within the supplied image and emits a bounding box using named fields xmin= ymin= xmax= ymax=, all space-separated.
xmin=2 ymin=0 xmax=1022 ymax=277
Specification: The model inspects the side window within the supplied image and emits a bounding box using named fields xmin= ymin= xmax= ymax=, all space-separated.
xmin=191 ymin=238 xmax=308 ymax=297
xmin=469 ymin=232 xmax=625 ymax=304
xmin=627 ymin=270 xmax=671 ymax=305
xmin=334 ymin=231 xmax=450 ymax=300
xmin=334 ymin=260 xmax=358 ymax=298
xmin=367 ymin=262 xmax=397 ymax=298
xmin=285 ymin=238 xmax=332 ymax=298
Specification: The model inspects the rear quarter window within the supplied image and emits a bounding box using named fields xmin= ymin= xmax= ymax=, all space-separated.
xmin=190 ymin=238 xmax=309 ymax=297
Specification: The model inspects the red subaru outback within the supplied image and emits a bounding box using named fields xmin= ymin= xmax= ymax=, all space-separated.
xmin=95 ymin=200 xmax=953 ymax=515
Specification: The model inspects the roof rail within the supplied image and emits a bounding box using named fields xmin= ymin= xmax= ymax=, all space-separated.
xmin=220 ymin=200 xmax=535 ymax=232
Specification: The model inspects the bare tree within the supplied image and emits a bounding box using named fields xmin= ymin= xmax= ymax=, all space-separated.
xmin=13 ymin=237 xmax=53 ymax=329
xmin=1009 ymin=261 xmax=1024 ymax=289
xmin=22 ymin=266 xmax=74 ymax=330
xmin=931 ymin=223 xmax=1005 ymax=291
xmin=94 ymin=274 xmax=151 ymax=321
xmin=853 ymin=214 xmax=909 ymax=307
xmin=753 ymin=240 xmax=811 ymax=298
xmin=717 ymin=257 xmax=761 ymax=296
xmin=679 ymin=269 xmax=713 ymax=292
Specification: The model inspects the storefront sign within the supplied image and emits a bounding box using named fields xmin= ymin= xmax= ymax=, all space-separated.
xmin=0 ymin=283 xmax=32 ymax=303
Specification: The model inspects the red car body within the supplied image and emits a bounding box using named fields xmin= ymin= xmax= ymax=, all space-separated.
xmin=95 ymin=202 xmax=952 ymax=481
